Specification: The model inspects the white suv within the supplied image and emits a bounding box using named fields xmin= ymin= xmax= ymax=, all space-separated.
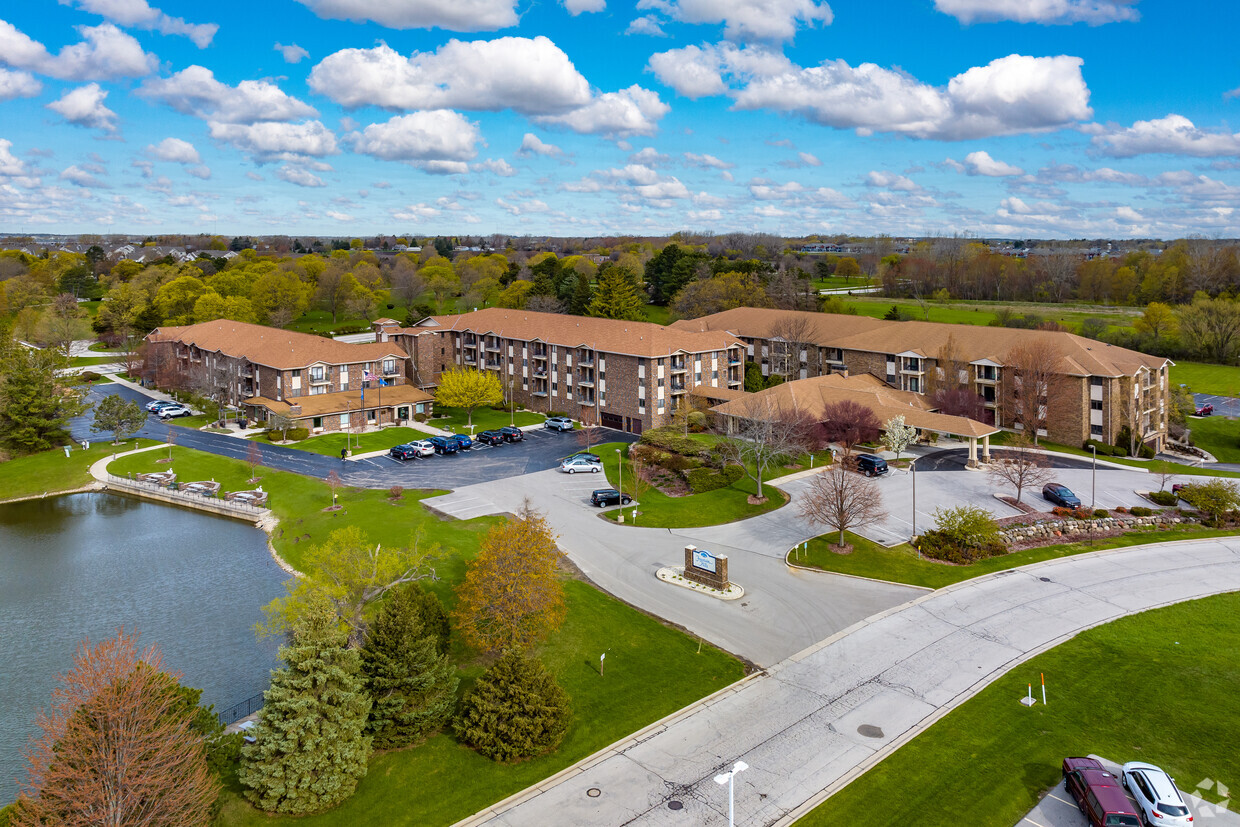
xmin=1122 ymin=762 xmax=1193 ymax=826
xmin=545 ymin=416 xmax=574 ymax=432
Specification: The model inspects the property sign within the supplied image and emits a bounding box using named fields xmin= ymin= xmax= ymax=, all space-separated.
xmin=691 ymin=549 xmax=717 ymax=573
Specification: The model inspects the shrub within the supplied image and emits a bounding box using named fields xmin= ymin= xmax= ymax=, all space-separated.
xmin=659 ymin=453 xmax=697 ymax=473
xmin=687 ymin=410 xmax=708 ymax=431
xmin=1129 ymin=506 xmax=1155 ymax=517
xmin=1085 ymin=439 xmax=1116 ymax=456
xmin=917 ymin=505 xmax=1005 ymax=563
xmin=1114 ymin=427 xmax=1132 ymax=456
xmin=685 ymin=464 xmax=744 ymax=494
xmin=1149 ymin=490 xmax=1178 ymax=506
xmin=389 ymin=485 xmax=403 ymax=500
xmin=1093 ymin=509 xmax=1110 ymax=518
xmin=285 ymin=427 xmax=309 ymax=442
xmin=546 ymin=410 xmax=570 ymax=418
xmin=1139 ymin=443 xmax=1155 ymax=459
xmin=1115 ymin=506 xmax=1128 ymax=514
xmin=638 ymin=426 xmax=706 ymax=457
xmin=454 ymin=651 xmax=571 ymax=762
xmin=80 ymin=370 xmax=103 ymax=381
xmin=414 ymin=412 xmax=428 ymax=423
xmin=1176 ymin=480 xmax=1240 ymax=524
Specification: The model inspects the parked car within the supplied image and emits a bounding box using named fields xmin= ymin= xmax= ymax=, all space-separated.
xmin=1062 ymin=757 xmax=1142 ymax=827
xmin=448 ymin=433 xmax=473 ymax=450
xmin=157 ymin=405 xmax=192 ymax=419
xmin=566 ymin=452 xmax=601 ymax=464
xmin=428 ymin=436 xmax=459 ymax=455
xmin=500 ymin=425 xmax=525 ymax=442
xmin=476 ymin=430 xmax=506 ymax=446
xmin=1195 ymin=403 xmax=1214 ymax=417
xmin=1122 ymin=762 xmax=1194 ymax=827
xmin=146 ymin=400 xmax=176 ymax=413
xmin=1043 ymin=482 xmax=1082 ymax=508
xmin=853 ymin=454 xmax=889 ymax=477
xmin=388 ymin=444 xmax=420 ymax=461
xmin=560 ymin=457 xmax=602 ymax=474
xmin=408 ymin=440 xmax=436 ymax=457
xmin=545 ymin=416 xmax=574 ymax=432
xmin=591 ymin=488 xmax=631 ymax=507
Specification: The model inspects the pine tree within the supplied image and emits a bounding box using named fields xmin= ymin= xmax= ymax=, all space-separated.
xmin=239 ymin=602 xmax=372 ymax=815
xmin=361 ymin=585 xmax=458 ymax=750
xmin=587 ymin=265 xmax=646 ymax=321
xmin=569 ymin=271 xmax=593 ymax=315
xmin=0 ymin=342 xmax=88 ymax=452
xmin=454 ymin=651 xmax=571 ymax=762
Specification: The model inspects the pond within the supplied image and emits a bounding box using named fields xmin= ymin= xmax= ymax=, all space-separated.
xmin=0 ymin=492 xmax=289 ymax=804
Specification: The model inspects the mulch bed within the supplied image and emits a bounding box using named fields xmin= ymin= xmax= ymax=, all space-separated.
xmin=996 ymin=496 xmax=1039 ymax=516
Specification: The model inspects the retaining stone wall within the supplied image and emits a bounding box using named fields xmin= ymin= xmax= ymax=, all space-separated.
xmin=998 ymin=513 xmax=1186 ymax=544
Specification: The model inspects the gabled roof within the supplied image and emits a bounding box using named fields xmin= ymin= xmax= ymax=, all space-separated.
xmin=395 ymin=307 xmax=742 ymax=358
xmin=146 ymin=320 xmax=409 ymax=370
xmin=248 ymin=384 xmax=433 ymax=419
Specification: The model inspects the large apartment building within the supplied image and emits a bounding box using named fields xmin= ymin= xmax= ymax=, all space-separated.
xmin=373 ymin=308 xmax=746 ymax=434
xmin=671 ymin=307 xmax=1172 ymax=451
xmin=144 ymin=320 xmax=433 ymax=433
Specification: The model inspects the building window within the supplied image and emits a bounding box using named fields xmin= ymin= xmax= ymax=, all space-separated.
xmin=416 ymin=403 xmax=425 ymax=413
xmin=310 ymin=366 xmax=324 ymax=382
xmin=312 ymin=417 xmax=322 ymax=429
xmin=1091 ymin=376 xmax=1103 ymax=386
xmin=367 ymin=410 xmax=376 ymax=422
xmin=383 ymin=358 xmax=395 ymax=374
xmin=291 ymin=369 xmax=301 ymax=379
xmin=1090 ymin=424 xmax=1103 ymax=436
xmin=1091 ymin=400 xmax=1103 ymax=410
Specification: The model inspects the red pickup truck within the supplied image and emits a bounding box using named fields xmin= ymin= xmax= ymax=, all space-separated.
xmin=1062 ymin=757 xmax=1142 ymax=827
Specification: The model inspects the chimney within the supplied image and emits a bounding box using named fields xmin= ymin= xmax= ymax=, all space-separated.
xmin=289 ymin=404 xmax=302 ymax=415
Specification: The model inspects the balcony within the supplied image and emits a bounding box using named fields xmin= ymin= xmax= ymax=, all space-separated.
xmin=670 ymin=381 xmax=687 ymax=393
xmin=531 ymin=390 xmax=548 ymax=398
xmin=485 ymin=340 xmax=502 ymax=352
xmin=531 ymin=348 xmax=548 ymax=359
xmin=577 ymin=354 xmax=595 ymax=367
xmin=576 ymin=376 xmax=595 ymax=388
xmin=485 ymin=359 xmax=501 ymax=370
xmin=463 ymin=354 xmax=477 ymax=365
xmin=309 ymin=376 xmax=330 ymax=386
xmin=533 ymin=368 xmax=548 ymax=378
xmin=669 ymin=362 xmax=688 ymax=373
xmin=728 ymin=354 xmax=742 ymax=365
xmin=578 ymin=396 xmax=596 ymax=406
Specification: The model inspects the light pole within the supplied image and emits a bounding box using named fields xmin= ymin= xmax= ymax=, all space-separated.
xmin=714 ymin=760 xmax=748 ymax=827
xmin=910 ymin=458 xmax=918 ymax=556
xmin=616 ymin=447 xmax=622 ymax=496
xmin=1089 ymin=444 xmax=1097 ymax=509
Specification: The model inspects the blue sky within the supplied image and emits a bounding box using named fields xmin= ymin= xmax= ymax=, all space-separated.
xmin=1 ymin=0 xmax=1238 ymax=238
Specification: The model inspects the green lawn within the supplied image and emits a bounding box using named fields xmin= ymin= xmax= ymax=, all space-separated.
xmin=1170 ymin=360 xmax=1240 ymax=397
xmin=214 ymin=580 xmax=743 ymax=827
xmin=812 ymin=277 xmax=877 ymax=290
xmin=595 ymin=440 xmax=789 ymax=528
xmin=643 ymin=304 xmax=674 ymax=325
xmin=0 ymin=440 xmax=153 ymax=502
xmin=845 ymin=296 xmax=1141 ymax=335
xmin=803 ymin=593 xmax=1240 ymax=827
xmin=87 ymin=341 xmax=125 ymax=353
xmin=990 ymin=432 xmax=1240 ymax=478
xmin=1184 ymin=415 xmax=1240 ymax=463
xmin=430 ymin=406 xmax=545 ymax=432
xmin=285 ymin=309 xmax=374 ymax=336
xmin=269 ymin=426 xmax=429 ymax=457
xmin=68 ymin=354 xmax=125 ymax=367
xmin=792 ymin=526 xmax=1236 ymax=589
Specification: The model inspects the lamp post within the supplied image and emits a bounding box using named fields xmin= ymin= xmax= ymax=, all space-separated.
xmin=616 ymin=447 xmax=623 ymax=496
xmin=1089 ymin=444 xmax=1097 ymax=510
xmin=910 ymin=458 xmax=918 ymax=556
xmin=714 ymin=760 xmax=748 ymax=827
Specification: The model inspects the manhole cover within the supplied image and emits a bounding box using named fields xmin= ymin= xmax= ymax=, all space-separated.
xmin=857 ymin=724 xmax=884 ymax=738
xmin=587 ymin=788 xmax=601 ymax=798
xmin=668 ymin=800 xmax=683 ymax=811
xmin=1039 ymin=577 xmax=1052 ymax=582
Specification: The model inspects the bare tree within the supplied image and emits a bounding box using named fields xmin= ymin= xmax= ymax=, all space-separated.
xmin=986 ymin=436 xmax=1052 ymax=503
xmin=1002 ymin=338 xmax=1067 ymax=445
xmin=718 ymin=396 xmax=800 ymax=502
xmin=576 ymin=406 xmax=597 ymax=452
xmin=768 ymin=314 xmax=816 ymax=382
xmin=799 ymin=465 xmax=887 ymax=548
xmin=246 ymin=440 xmax=264 ymax=483
xmin=326 ymin=470 xmax=343 ymax=507
xmin=820 ymin=399 xmax=881 ymax=457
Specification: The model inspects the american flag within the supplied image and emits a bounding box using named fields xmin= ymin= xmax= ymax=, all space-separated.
xmin=363 ymin=369 xmax=376 ymax=382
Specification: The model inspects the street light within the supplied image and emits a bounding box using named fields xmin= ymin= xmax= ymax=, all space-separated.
xmin=714 ymin=760 xmax=748 ymax=827
xmin=910 ymin=458 xmax=919 ymax=556
xmin=1089 ymin=444 xmax=1097 ymax=510
xmin=616 ymin=447 xmax=622 ymax=496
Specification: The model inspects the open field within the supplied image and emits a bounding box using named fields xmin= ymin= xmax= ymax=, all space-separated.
xmin=0 ymin=439 xmax=154 ymax=502
xmin=802 ymin=592 xmax=1240 ymax=827
xmin=1170 ymin=360 xmax=1240 ymax=397
xmin=841 ymin=296 xmax=1143 ymax=335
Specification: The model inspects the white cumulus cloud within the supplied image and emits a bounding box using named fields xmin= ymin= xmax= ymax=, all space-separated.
xmin=625 ymin=15 xmax=667 ymax=35
xmin=563 ymin=0 xmax=605 ymax=14
xmin=956 ymin=150 xmax=1024 ymax=176
xmin=648 ymin=42 xmax=792 ymax=98
xmin=516 ymin=133 xmax=564 ymax=157
xmin=1090 ymin=114 xmax=1240 ymax=158
xmin=474 ymin=158 xmax=517 ymax=176
xmin=934 ymin=0 xmax=1139 ymax=25
xmin=145 ymin=137 xmax=201 ymax=164
xmin=636 ymin=0 xmax=832 ymax=42
xmin=684 ymin=151 xmax=733 ymax=169
xmin=865 ymin=170 xmax=920 ymax=191
xmin=0 ymin=21 xmax=158 ymax=80
xmin=59 ymin=0 xmax=218 ymax=47
xmin=208 ymin=121 xmax=339 ymax=158
xmin=535 ymin=85 xmax=669 ymax=138
xmin=293 ymin=0 xmax=518 ymax=32
xmin=274 ymin=42 xmax=310 ymax=63
xmin=276 ymin=165 xmax=326 ymax=187
xmin=61 ymin=164 xmax=106 ymax=187
xmin=0 ymin=68 xmax=42 ymax=100
xmin=140 ymin=66 xmax=318 ymax=123
xmin=350 ymin=111 xmax=480 ymax=163
xmin=47 ymin=83 xmax=118 ymax=132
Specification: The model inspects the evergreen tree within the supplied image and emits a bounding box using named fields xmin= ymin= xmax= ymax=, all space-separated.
xmin=587 ymin=265 xmax=646 ymax=321
xmin=454 ymin=651 xmax=571 ymax=762
xmin=239 ymin=602 xmax=372 ymax=815
xmin=410 ymin=585 xmax=452 ymax=655
xmin=744 ymin=361 xmax=765 ymax=393
xmin=360 ymin=585 xmax=458 ymax=750
xmin=568 ymin=271 xmax=593 ymax=315
xmin=0 ymin=341 xmax=89 ymax=453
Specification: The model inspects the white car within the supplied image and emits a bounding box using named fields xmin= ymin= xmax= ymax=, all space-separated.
xmin=560 ymin=457 xmax=602 ymax=474
xmin=1122 ymin=762 xmax=1193 ymax=827
xmin=545 ymin=416 xmax=574 ymax=432
xmin=409 ymin=440 xmax=436 ymax=457
xmin=146 ymin=400 xmax=176 ymax=413
xmin=158 ymin=405 xmax=192 ymax=419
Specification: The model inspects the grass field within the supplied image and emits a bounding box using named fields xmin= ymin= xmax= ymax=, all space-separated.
xmin=803 ymin=593 xmax=1240 ymax=827
xmin=842 ymin=296 xmax=1142 ymax=335
xmin=270 ymin=426 xmax=428 ymax=457
xmin=595 ymin=440 xmax=789 ymax=528
xmin=988 ymin=432 xmax=1240 ymax=478
xmin=1183 ymin=415 xmax=1240 ymax=463
xmin=430 ymin=406 xmax=545 ymax=432
xmin=643 ymin=304 xmax=674 ymax=325
xmin=792 ymin=525 xmax=1235 ymax=589
xmin=1170 ymin=360 xmax=1240 ymax=397
xmin=68 ymin=354 xmax=124 ymax=367
xmin=0 ymin=439 xmax=153 ymax=502
xmin=285 ymin=309 xmax=374 ymax=336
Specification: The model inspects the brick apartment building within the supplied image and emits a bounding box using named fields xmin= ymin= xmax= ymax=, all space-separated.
xmin=144 ymin=320 xmax=434 ymax=433
xmin=671 ymin=308 xmax=1172 ymax=451
xmin=373 ymin=309 xmax=746 ymax=434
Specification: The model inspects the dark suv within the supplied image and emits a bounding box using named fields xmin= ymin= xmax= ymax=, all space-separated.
xmin=500 ymin=425 xmax=524 ymax=442
xmin=388 ymin=444 xmax=419 ymax=461
xmin=591 ymin=489 xmax=632 ymax=507
xmin=428 ymin=435 xmax=459 ymax=454
xmin=1062 ymin=757 xmax=1142 ymax=827
xmin=853 ymin=454 xmax=889 ymax=477
xmin=1043 ymin=482 xmax=1081 ymax=508
xmin=476 ymin=430 xmax=505 ymax=446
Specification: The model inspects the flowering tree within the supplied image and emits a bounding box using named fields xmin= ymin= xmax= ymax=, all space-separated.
xmin=881 ymin=415 xmax=918 ymax=461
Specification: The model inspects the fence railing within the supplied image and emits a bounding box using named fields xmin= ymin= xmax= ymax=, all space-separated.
xmin=105 ymin=474 xmax=269 ymax=518
xmin=218 ymin=692 xmax=265 ymax=726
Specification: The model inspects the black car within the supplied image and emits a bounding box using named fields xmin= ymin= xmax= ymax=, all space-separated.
xmin=428 ymin=435 xmax=459 ymax=454
xmin=853 ymin=454 xmax=889 ymax=477
xmin=476 ymin=430 xmax=505 ymax=446
xmin=500 ymin=425 xmax=524 ymax=442
xmin=591 ymin=488 xmax=632 ymax=507
xmin=388 ymin=444 xmax=419 ymax=461
xmin=1042 ymin=482 xmax=1081 ymax=508
xmin=567 ymin=452 xmax=601 ymax=464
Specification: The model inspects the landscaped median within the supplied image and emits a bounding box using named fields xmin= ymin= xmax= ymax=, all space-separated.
xmin=797 ymin=593 xmax=1240 ymax=827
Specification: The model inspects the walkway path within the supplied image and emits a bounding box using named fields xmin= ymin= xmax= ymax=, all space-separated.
xmin=459 ymin=537 xmax=1240 ymax=827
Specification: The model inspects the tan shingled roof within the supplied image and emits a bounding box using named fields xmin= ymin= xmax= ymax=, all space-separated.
xmin=688 ymin=384 xmax=749 ymax=402
xmin=675 ymin=307 xmax=1169 ymax=378
xmin=397 ymin=307 xmax=742 ymax=357
xmin=247 ymin=384 xmax=433 ymax=419
xmin=147 ymin=320 xmax=409 ymax=370
xmin=711 ymin=373 xmax=999 ymax=439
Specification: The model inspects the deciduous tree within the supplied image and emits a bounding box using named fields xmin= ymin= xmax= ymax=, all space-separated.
xmin=798 ymin=464 xmax=886 ymax=548
xmin=1177 ymin=296 xmax=1240 ymax=364
xmin=880 ymin=415 xmax=917 ymax=460
xmin=240 ymin=602 xmax=372 ymax=815
xmin=90 ymin=393 xmax=145 ymax=444
xmin=13 ymin=630 xmax=218 ymax=827
xmin=718 ymin=395 xmax=800 ymax=501
xmin=246 ymin=440 xmax=263 ymax=482
xmin=1002 ymin=338 xmax=1067 ymax=444
xmin=453 ymin=650 xmax=571 ymax=762
xmin=820 ymin=399 xmax=881 ymax=456
xmin=985 ymin=436 xmax=1051 ymax=503
xmin=434 ymin=368 xmax=503 ymax=428
xmin=453 ymin=505 xmax=566 ymax=655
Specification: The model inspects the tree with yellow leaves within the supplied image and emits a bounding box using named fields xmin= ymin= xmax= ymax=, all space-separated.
xmin=434 ymin=367 xmax=503 ymax=428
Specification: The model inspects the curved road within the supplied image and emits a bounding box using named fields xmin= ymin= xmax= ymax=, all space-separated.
xmin=462 ymin=537 xmax=1240 ymax=827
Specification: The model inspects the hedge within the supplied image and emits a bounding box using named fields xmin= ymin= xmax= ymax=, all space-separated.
xmin=265 ymin=427 xmax=309 ymax=442
xmin=684 ymin=464 xmax=744 ymax=494
xmin=1149 ymin=490 xmax=1178 ymax=506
